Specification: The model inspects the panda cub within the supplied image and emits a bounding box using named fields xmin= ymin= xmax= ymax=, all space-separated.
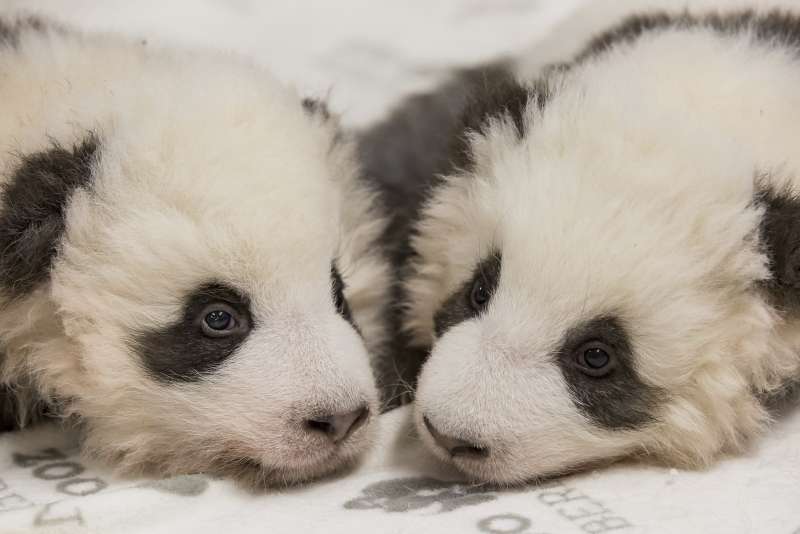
xmin=0 ymin=17 xmax=391 ymax=487
xmin=363 ymin=8 xmax=800 ymax=484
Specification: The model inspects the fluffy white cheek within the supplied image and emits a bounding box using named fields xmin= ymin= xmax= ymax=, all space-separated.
xmin=193 ymin=317 xmax=378 ymax=471
xmin=74 ymin=315 xmax=378 ymax=485
xmin=414 ymin=322 xmax=635 ymax=484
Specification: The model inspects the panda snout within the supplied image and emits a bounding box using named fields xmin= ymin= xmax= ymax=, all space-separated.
xmin=304 ymin=405 xmax=370 ymax=444
xmin=423 ymin=415 xmax=490 ymax=459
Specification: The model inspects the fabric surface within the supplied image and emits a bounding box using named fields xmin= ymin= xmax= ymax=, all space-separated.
xmin=0 ymin=1 xmax=799 ymax=532
xmin=1 ymin=405 xmax=799 ymax=533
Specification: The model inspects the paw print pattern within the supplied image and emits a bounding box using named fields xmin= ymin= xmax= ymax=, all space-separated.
xmin=344 ymin=477 xmax=496 ymax=514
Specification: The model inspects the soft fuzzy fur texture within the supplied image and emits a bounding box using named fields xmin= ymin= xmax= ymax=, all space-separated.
xmin=366 ymin=4 xmax=800 ymax=484
xmin=0 ymin=17 xmax=392 ymax=488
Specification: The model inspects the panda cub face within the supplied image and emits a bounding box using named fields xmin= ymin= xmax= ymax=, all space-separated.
xmin=404 ymin=11 xmax=800 ymax=484
xmin=0 ymin=19 xmax=388 ymax=486
xmin=410 ymin=149 xmax=766 ymax=483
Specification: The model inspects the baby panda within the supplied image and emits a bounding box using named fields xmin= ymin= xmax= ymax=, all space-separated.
xmin=0 ymin=16 xmax=392 ymax=487
xmin=363 ymin=7 xmax=800 ymax=483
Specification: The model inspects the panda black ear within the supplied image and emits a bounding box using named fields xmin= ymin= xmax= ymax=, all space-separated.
xmin=0 ymin=135 xmax=98 ymax=298
xmin=757 ymin=182 xmax=800 ymax=310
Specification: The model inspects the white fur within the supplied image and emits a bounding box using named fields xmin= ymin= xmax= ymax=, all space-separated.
xmin=0 ymin=19 xmax=391 ymax=486
xmin=408 ymin=6 xmax=800 ymax=484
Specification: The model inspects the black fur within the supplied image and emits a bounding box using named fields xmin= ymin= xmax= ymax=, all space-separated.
xmin=331 ymin=264 xmax=357 ymax=331
xmin=0 ymin=384 xmax=19 ymax=432
xmin=0 ymin=16 xmax=47 ymax=48
xmin=365 ymin=7 xmax=800 ymax=410
xmin=433 ymin=253 xmax=501 ymax=338
xmin=556 ymin=315 xmax=664 ymax=430
xmin=365 ymin=8 xmax=800 ymax=410
xmin=0 ymin=380 xmax=58 ymax=433
xmin=755 ymin=182 xmax=800 ymax=313
xmin=0 ymin=135 xmax=99 ymax=298
xmin=360 ymin=64 xmax=542 ymax=408
xmin=360 ymin=63 xmax=534 ymax=271
xmin=134 ymin=283 xmax=253 ymax=382
xmin=359 ymin=65 xmax=517 ymax=230
xmin=577 ymin=9 xmax=800 ymax=62
xmin=360 ymin=66 xmax=499 ymax=409
xmin=449 ymin=70 xmax=545 ymax=171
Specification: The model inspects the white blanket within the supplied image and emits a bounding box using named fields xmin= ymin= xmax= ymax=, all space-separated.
xmin=1 ymin=405 xmax=799 ymax=533
xmin=0 ymin=1 xmax=799 ymax=532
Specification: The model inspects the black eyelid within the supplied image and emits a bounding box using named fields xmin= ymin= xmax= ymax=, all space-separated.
xmin=191 ymin=283 xmax=250 ymax=311
xmin=576 ymin=339 xmax=616 ymax=352
xmin=472 ymin=252 xmax=501 ymax=296
xmin=331 ymin=262 xmax=357 ymax=329
xmin=562 ymin=316 xmax=630 ymax=354
xmin=196 ymin=292 xmax=245 ymax=308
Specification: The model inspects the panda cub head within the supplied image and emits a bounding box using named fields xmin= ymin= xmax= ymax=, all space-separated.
xmin=0 ymin=18 xmax=389 ymax=486
xmin=404 ymin=10 xmax=800 ymax=484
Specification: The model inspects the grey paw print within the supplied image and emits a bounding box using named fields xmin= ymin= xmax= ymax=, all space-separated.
xmin=344 ymin=477 xmax=496 ymax=514
xmin=139 ymin=474 xmax=209 ymax=497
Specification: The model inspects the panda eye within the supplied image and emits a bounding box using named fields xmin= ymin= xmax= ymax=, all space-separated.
xmin=331 ymin=265 xmax=353 ymax=322
xmin=333 ymin=281 xmax=346 ymax=314
xmin=575 ymin=342 xmax=615 ymax=377
xmin=205 ymin=310 xmax=232 ymax=330
xmin=468 ymin=276 xmax=492 ymax=312
xmin=200 ymin=304 xmax=243 ymax=338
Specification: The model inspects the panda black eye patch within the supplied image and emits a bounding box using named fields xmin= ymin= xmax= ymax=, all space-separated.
xmin=555 ymin=315 xmax=665 ymax=430
xmin=433 ymin=252 xmax=501 ymax=338
xmin=134 ymin=282 xmax=253 ymax=382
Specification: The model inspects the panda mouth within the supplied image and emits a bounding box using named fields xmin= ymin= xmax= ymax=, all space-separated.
xmin=223 ymin=444 xmax=360 ymax=488
xmin=422 ymin=416 xmax=490 ymax=462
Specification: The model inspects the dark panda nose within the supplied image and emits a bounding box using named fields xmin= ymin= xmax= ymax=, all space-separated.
xmin=423 ymin=416 xmax=490 ymax=459
xmin=305 ymin=406 xmax=369 ymax=443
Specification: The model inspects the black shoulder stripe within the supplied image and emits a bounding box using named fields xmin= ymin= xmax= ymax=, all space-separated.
xmin=0 ymin=135 xmax=99 ymax=298
xmin=576 ymin=11 xmax=681 ymax=61
xmin=449 ymin=69 xmax=549 ymax=172
xmin=577 ymin=9 xmax=800 ymax=62
xmin=360 ymin=64 xmax=521 ymax=410
xmin=360 ymin=65 xmax=540 ymax=408
xmin=705 ymin=9 xmax=800 ymax=48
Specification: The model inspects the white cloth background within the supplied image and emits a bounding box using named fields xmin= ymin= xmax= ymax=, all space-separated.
xmin=0 ymin=1 xmax=798 ymax=532
xmin=1 ymin=405 xmax=798 ymax=533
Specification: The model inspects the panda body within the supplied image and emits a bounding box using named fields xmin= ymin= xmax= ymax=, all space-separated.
xmin=0 ymin=17 xmax=391 ymax=487
xmin=364 ymin=7 xmax=800 ymax=483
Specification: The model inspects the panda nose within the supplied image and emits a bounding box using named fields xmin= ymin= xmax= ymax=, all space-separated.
xmin=305 ymin=406 xmax=369 ymax=443
xmin=423 ymin=416 xmax=490 ymax=459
